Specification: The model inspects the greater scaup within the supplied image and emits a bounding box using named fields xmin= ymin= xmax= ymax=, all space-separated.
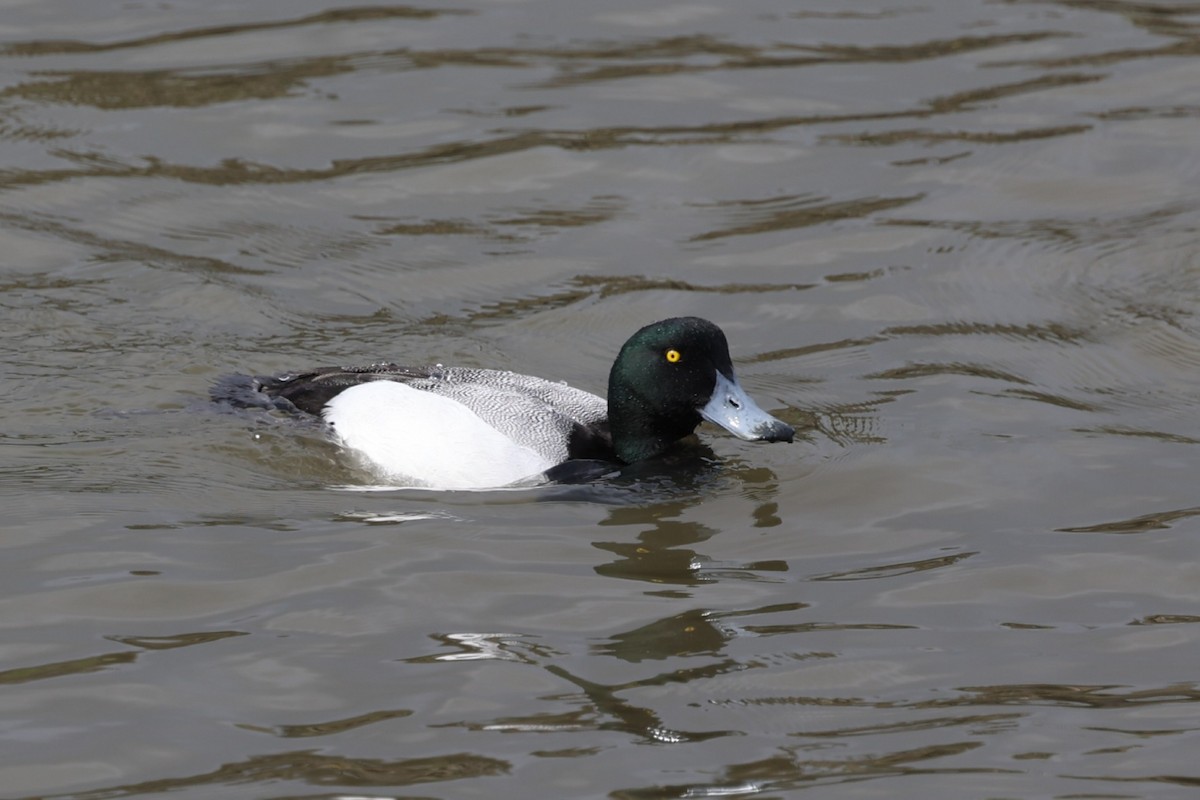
xmin=214 ymin=317 xmax=793 ymax=489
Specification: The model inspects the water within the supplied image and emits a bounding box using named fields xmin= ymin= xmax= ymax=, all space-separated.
xmin=3 ymin=0 xmax=1200 ymax=797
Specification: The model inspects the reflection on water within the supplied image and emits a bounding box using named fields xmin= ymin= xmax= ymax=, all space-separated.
xmin=47 ymin=750 xmax=511 ymax=798
xmin=4 ymin=0 xmax=1200 ymax=797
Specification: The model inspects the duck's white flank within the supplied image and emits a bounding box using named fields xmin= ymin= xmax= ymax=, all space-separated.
xmin=323 ymin=381 xmax=555 ymax=489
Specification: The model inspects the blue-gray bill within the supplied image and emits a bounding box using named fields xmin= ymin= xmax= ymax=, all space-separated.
xmin=699 ymin=372 xmax=795 ymax=443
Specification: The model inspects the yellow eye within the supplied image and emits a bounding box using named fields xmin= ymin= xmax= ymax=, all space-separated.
xmin=665 ymin=349 xmax=681 ymax=363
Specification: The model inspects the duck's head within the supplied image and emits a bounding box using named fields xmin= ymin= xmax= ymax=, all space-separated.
xmin=606 ymin=317 xmax=795 ymax=464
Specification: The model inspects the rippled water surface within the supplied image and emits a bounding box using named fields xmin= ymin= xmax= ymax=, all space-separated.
xmin=4 ymin=0 xmax=1200 ymax=797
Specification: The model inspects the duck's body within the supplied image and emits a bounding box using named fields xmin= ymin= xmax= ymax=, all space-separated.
xmin=260 ymin=364 xmax=615 ymax=488
xmin=215 ymin=317 xmax=793 ymax=489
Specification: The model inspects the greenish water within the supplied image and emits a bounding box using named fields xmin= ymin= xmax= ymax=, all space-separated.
xmin=3 ymin=1 xmax=1200 ymax=797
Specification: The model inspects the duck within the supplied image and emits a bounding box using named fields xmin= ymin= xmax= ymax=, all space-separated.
xmin=215 ymin=317 xmax=794 ymax=489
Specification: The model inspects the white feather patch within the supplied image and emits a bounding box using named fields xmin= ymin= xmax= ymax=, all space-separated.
xmin=323 ymin=381 xmax=555 ymax=489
